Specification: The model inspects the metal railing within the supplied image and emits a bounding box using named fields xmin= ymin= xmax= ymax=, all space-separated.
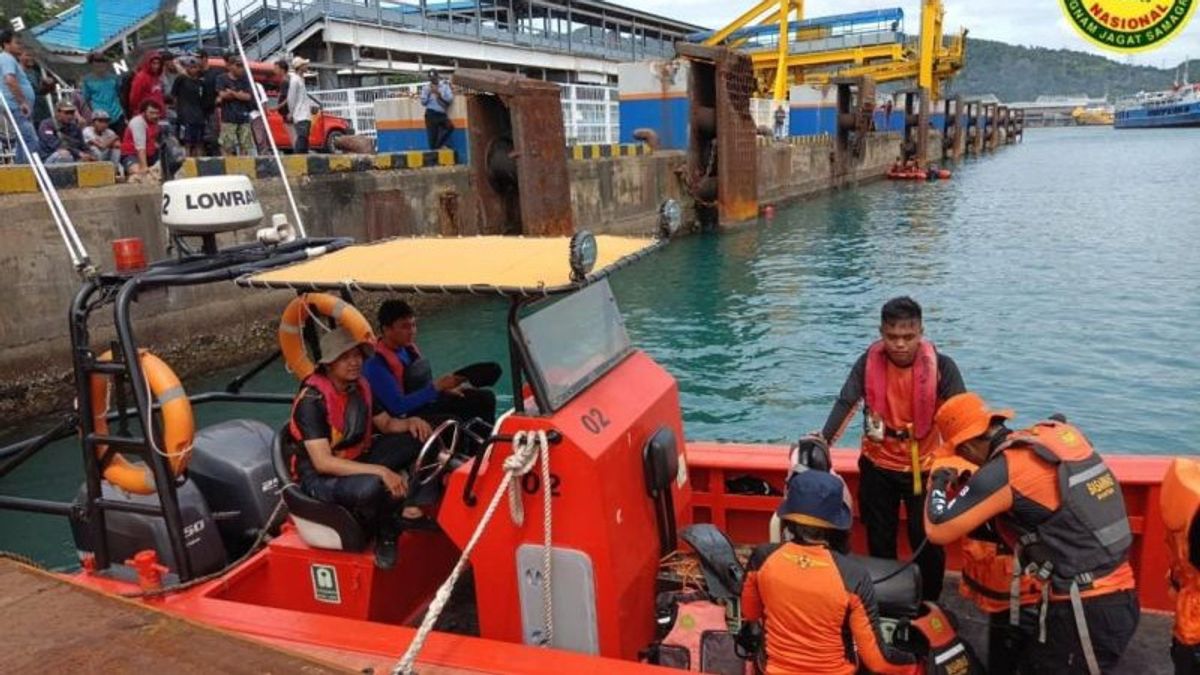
xmin=230 ymin=0 xmax=679 ymax=64
xmin=310 ymin=83 xmax=422 ymax=137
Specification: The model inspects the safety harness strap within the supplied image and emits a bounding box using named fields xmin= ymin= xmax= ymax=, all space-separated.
xmin=1069 ymin=580 xmax=1102 ymax=675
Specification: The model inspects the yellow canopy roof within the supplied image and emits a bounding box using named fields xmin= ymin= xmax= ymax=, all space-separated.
xmin=239 ymin=235 xmax=663 ymax=295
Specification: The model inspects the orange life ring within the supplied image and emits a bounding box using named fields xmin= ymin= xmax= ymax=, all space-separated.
xmin=89 ymin=350 xmax=195 ymax=495
xmin=279 ymin=293 xmax=375 ymax=381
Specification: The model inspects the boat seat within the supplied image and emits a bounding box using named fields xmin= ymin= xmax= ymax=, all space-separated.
xmin=271 ymin=427 xmax=369 ymax=553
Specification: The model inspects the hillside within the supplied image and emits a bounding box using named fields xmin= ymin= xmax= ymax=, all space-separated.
xmin=945 ymin=38 xmax=1197 ymax=102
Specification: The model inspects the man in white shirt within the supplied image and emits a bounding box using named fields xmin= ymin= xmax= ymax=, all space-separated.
xmin=82 ymin=109 xmax=121 ymax=169
xmin=286 ymin=56 xmax=314 ymax=153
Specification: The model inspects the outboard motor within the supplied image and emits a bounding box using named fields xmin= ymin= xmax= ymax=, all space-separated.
xmin=70 ymin=479 xmax=227 ymax=576
xmin=187 ymin=419 xmax=282 ymax=558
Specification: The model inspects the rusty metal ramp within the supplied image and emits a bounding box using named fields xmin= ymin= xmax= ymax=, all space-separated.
xmin=0 ymin=559 xmax=351 ymax=674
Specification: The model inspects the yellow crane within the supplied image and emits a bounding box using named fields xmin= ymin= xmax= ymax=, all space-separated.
xmin=696 ymin=0 xmax=966 ymax=101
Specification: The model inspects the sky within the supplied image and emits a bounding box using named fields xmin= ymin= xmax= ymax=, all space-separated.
xmin=179 ymin=0 xmax=1200 ymax=69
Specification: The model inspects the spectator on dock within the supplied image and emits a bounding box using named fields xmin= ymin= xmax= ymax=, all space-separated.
xmin=216 ymin=56 xmax=254 ymax=156
xmin=286 ymin=56 xmax=314 ymax=154
xmin=816 ymin=296 xmax=964 ymax=603
xmin=38 ymin=99 xmax=92 ymax=163
xmin=128 ymin=51 xmax=166 ymax=120
xmin=120 ymin=100 xmax=162 ymax=180
xmin=81 ymin=52 xmax=125 ymax=137
xmin=773 ymin=106 xmax=787 ymax=141
xmin=197 ymin=49 xmax=221 ymax=156
xmin=420 ymin=69 xmax=454 ymax=150
xmin=171 ymin=57 xmax=207 ymax=157
xmin=0 ymin=30 xmax=39 ymax=164
xmin=20 ymin=49 xmax=54 ymax=128
xmin=83 ymin=109 xmax=121 ymax=169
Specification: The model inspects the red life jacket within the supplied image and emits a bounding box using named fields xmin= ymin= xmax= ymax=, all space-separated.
xmin=374 ymin=339 xmax=420 ymax=389
xmin=864 ymin=339 xmax=938 ymax=440
xmin=288 ymin=372 xmax=373 ymax=473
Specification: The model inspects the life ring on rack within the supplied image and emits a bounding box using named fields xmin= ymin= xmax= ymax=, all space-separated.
xmin=279 ymin=292 xmax=375 ymax=381
xmin=89 ymin=350 xmax=195 ymax=495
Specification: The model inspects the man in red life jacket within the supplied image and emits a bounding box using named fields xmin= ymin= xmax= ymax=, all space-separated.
xmin=818 ymin=296 xmax=965 ymax=601
xmin=926 ymin=392 xmax=1139 ymax=674
xmin=285 ymin=327 xmax=434 ymax=569
xmin=741 ymin=470 xmax=920 ymax=675
xmin=364 ymin=299 xmax=497 ymax=426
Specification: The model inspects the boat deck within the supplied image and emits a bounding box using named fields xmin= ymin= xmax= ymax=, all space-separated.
xmin=0 ymin=558 xmax=352 ymax=674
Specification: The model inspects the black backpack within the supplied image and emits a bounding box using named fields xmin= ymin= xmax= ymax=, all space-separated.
xmin=118 ymin=70 xmax=136 ymax=117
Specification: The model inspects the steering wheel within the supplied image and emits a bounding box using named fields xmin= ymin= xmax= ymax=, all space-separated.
xmin=411 ymin=419 xmax=461 ymax=486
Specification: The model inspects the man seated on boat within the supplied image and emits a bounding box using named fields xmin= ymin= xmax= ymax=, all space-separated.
xmin=925 ymin=392 xmax=1139 ymax=673
xmin=365 ymin=300 xmax=498 ymax=428
xmin=816 ymin=296 xmax=965 ymax=602
xmin=740 ymin=470 xmax=920 ymax=675
xmin=285 ymin=326 xmax=435 ymax=570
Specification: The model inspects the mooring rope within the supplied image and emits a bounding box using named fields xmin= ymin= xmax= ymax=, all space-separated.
xmin=393 ymin=429 xmax=553 ymax=674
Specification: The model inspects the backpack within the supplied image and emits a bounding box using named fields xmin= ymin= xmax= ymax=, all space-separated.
xmin=118 ymin=71 xmax=136 ymax=117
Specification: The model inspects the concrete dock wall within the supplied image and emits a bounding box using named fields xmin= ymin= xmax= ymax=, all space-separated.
xmin=1 ymin=133 xmax=947 ymax=420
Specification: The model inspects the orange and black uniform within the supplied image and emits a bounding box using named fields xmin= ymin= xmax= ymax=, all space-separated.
xmin=741 ymin=541 xmax=919 ymax=675
xmin=286 ymin=373 xmax=423 ymax=530
xmin=924 ymin=422 xmax=1139 ymax=673
xmin=822 ymin=340 xmax=964 ymax=601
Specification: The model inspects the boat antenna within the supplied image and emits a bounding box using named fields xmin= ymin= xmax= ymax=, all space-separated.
xmin=223 ymin=0 xmax=307 ymax=238
xmin=0 ymin=87 xmax=94 ymax=278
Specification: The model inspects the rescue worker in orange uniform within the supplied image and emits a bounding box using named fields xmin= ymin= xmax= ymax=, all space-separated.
xmin=741 ymin=470 xmax=920 ymax=675
xmin=934 ymin=451 xmax=1044 ymax=673
xmin=818 ymin=296 xmax=965 ymax=601
xmin=285 ymin=327 xmax=434 ymax=569
xmin=925 ymin=392 xmax=1139 ymax=674
xmin=1161 ymin=457 xmax=1200 ymax=674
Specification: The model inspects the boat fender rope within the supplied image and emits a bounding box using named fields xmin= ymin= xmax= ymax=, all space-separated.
xmin=393 ymin=429 xmax=552 ymax=674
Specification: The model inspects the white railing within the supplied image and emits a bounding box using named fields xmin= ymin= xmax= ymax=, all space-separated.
xmin=561 ymin=84 xmax=619 ymax=144
xmin=311 ymin=83 xmax=422 ymax=137
xmin=317 ymin=81 xmax=621 ymax=144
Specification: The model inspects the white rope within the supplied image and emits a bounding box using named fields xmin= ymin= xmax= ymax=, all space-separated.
xmin=223 ymin=0 xmax=306 ymax=238
xmin=537 ymin=429 xmax=553 ymax=646
xmin=392 ymin=430 xmax=552 ymax=674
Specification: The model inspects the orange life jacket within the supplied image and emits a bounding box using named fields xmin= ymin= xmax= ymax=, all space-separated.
xmin=1162 ymin=457 xmax=1200 ymax=645
xmin=959 ymin=536 xmax=1043 ymax=614
xmin=374 ymin=339 xmax=420 ymax=388
xmin=863 ymin=340 xmax=938 ymax=480
xmin=288 ymin=373 xmax=374 ymax=477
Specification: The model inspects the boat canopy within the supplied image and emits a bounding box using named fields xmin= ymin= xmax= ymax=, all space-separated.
xmin=237 ymin=235 xmax=663 ymax=296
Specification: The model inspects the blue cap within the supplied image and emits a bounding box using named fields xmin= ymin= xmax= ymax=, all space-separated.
xmin=777 ymin=470 xmax=852 ymax=531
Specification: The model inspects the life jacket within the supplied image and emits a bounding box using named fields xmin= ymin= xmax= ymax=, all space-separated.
xmin=959 ymin=535 xmax=1043 ymax=614
xmin=374 ymin=340 xmax=432 ymax=393
xmin=287 ymin=373 xmax=373 ymax=478
xmin=997 ymin=420 xmax=1132 ymax=675
xmin=863 ymin=339 xmax=938 ymax=487
xmin=997 ymin=420 xmax=1132 ymax=588
xmin=1161 ymin=457 xmax=1200 ymax=645
xmin=902 ymin=603 xmax=984 ymax=675
xmin=642 ymin=593 xmax=745 ymax=674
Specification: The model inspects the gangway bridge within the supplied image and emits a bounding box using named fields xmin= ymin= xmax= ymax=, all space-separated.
xmin=214 ymin=0 xmax=702 ymax=86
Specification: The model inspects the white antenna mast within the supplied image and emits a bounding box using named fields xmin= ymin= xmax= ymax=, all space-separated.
xmin=223 ymin=0 xmax=307 ymax=238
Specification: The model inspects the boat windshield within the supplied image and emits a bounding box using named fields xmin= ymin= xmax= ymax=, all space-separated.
xmin=518 ymin=278 xmax=632 ymax=411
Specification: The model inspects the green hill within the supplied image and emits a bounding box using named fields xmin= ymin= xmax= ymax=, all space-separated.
xmin=945 ymin=38 xmax=1197 ymax=102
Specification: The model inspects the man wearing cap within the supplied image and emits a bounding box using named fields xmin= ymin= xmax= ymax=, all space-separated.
xmin=38 ymin=99 xmax=93 ymax=163
xmin=420 ymin=69 xmax=454 ymax=149
xmin=741 ymin=470 xmax=920 ymax=675
xmin=285 ymin=327 xmax=435 ymax=569
xmin=81 ymin=52 xmax=125 ymax=136
xmin=818 ymin=296 xmax=965 ymax=602
xmin=925 ymin=392 xmax=1139 ymax=674
xmin=285 ymin=56 xmax=314 ymax=153
xmin=171 ymin=56 xmax=207 ymax=157
xmin=83 ymin=109 xmax=120 ymax=168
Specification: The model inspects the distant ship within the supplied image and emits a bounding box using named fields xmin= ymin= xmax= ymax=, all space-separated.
xmin=1073 ymin=104 xmax=1114 ymax=126
xmin=1115 ymin=63 xmax=1200 ymax=129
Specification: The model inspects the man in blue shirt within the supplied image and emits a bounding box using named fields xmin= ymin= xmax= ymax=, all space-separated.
xmin=364 ymin=300 xmax=497 ymax=427
xmin=419 ymin=69 xmax=454 ymax=149
xmin=0 ymin=30 xmax=40 ymax=164
xmin=81 ymin=52 xmax=125 ymax=136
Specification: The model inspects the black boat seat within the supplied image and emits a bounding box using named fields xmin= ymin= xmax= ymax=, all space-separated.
xmin=271 ymin=427 xmax=368 ymax=553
